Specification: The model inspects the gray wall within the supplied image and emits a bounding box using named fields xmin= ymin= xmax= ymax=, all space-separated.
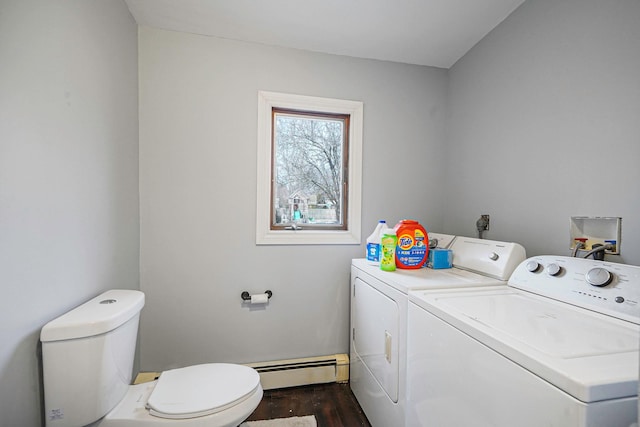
xmin=444 ymin=0 xmax=640 ymax=265
xmin=2 ymin=0 xmax=639 ymax=425
xmin=0 ymin=1 xmax=139 ymax=426
xmin=138 ymin=27 xmax=448 ymax=369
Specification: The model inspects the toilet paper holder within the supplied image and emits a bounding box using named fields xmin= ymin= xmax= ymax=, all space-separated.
xmin=241 ymin=290 xmax=273 ymax=301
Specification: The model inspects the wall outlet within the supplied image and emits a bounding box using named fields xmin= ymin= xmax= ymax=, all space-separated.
xmin=480 ymin=215 xmax=490 ymax=230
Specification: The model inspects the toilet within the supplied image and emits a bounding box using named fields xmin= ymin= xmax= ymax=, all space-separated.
xmin=40 ymin=289 xmax=263 ymax=427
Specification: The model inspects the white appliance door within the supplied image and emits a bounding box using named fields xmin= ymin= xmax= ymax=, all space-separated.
xmin=352 ymin=277 xmax=399 ymax=402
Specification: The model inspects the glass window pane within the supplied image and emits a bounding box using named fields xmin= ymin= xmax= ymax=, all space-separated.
xmin=271 ymin=109 xmax=348 ymax=230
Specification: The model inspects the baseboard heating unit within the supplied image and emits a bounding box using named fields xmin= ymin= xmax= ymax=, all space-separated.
xmin=245 ymin=354 xmax=349 ymax=390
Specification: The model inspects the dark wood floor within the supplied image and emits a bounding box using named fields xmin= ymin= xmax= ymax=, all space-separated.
xmin=246 ymin=382 xmax=372 ymax=427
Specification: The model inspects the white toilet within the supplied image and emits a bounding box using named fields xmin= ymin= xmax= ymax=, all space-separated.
xmin=40 ymin=289 xmax=263 ymax=427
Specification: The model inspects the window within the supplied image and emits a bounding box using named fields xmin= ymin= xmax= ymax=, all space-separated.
xmin=256 ymin=91 xmax=363 ymax=245
xmin=272 ymin=108 xmax=348 ymax=230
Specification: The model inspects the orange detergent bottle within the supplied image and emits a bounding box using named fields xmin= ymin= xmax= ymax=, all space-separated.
xmin=393 ymin=220 xmax=429 ymax=269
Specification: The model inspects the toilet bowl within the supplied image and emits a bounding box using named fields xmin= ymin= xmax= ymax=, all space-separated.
xmin=40 ymin=290 xmax=262 ymax=427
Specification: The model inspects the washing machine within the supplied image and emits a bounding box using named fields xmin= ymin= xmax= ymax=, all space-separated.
xmin=349 ymin=235 xmax=526 ymax=427
xmin=407 ymin=255 xmax=640 ymax=427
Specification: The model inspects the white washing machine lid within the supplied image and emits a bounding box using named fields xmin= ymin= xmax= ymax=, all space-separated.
xmin=409 ymin=286 xmax=640 ymax=403
xmin=147 ymin=363 xmax=261 ymax=419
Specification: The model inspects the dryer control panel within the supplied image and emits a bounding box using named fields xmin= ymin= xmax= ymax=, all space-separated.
xmin=450 ymin=237 xmax=526 ymax=281
xmin=509 ymin=255 xmax=640 ymax=324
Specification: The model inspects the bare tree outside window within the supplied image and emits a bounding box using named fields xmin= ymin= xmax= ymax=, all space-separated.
xmin=271 ymin=108 xmax=349 ymax=230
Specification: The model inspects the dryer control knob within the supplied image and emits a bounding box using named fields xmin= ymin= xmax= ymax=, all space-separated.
xmin=526 ymin=260 xmax=541 ymax=272
xmin=586 ymin=267 xmax=613 ymax=287
xmin=489 ymin=252 xmax=499 ymax=261
xmin=547 ymin=263 xmax=562 ymax=276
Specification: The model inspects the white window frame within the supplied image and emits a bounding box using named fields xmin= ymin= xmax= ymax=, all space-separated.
xmin=256 ymin=91 xmax=363 ymax=245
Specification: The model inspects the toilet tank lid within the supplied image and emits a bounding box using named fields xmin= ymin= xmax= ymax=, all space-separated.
xmin=41 ymin=290 xmax=145 ymax=342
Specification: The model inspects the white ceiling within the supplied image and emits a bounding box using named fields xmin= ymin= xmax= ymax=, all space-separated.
xmin=125 ymin=0 xmax=525 ymax=69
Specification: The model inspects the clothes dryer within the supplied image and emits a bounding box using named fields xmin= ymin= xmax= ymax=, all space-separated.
xmin=349 ymin=235 xmax=526 ymax=427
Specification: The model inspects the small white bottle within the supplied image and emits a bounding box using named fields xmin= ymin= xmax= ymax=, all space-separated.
xmin=366 ymin=220 xmax=387 ymax=264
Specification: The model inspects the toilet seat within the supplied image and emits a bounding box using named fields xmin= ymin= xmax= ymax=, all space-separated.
xmin=146 ymin=363 xmax=261 ymax=419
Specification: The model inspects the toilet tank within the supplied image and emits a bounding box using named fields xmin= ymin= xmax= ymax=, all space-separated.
xmin=41 ymin=290 xmax=145 ymax=427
